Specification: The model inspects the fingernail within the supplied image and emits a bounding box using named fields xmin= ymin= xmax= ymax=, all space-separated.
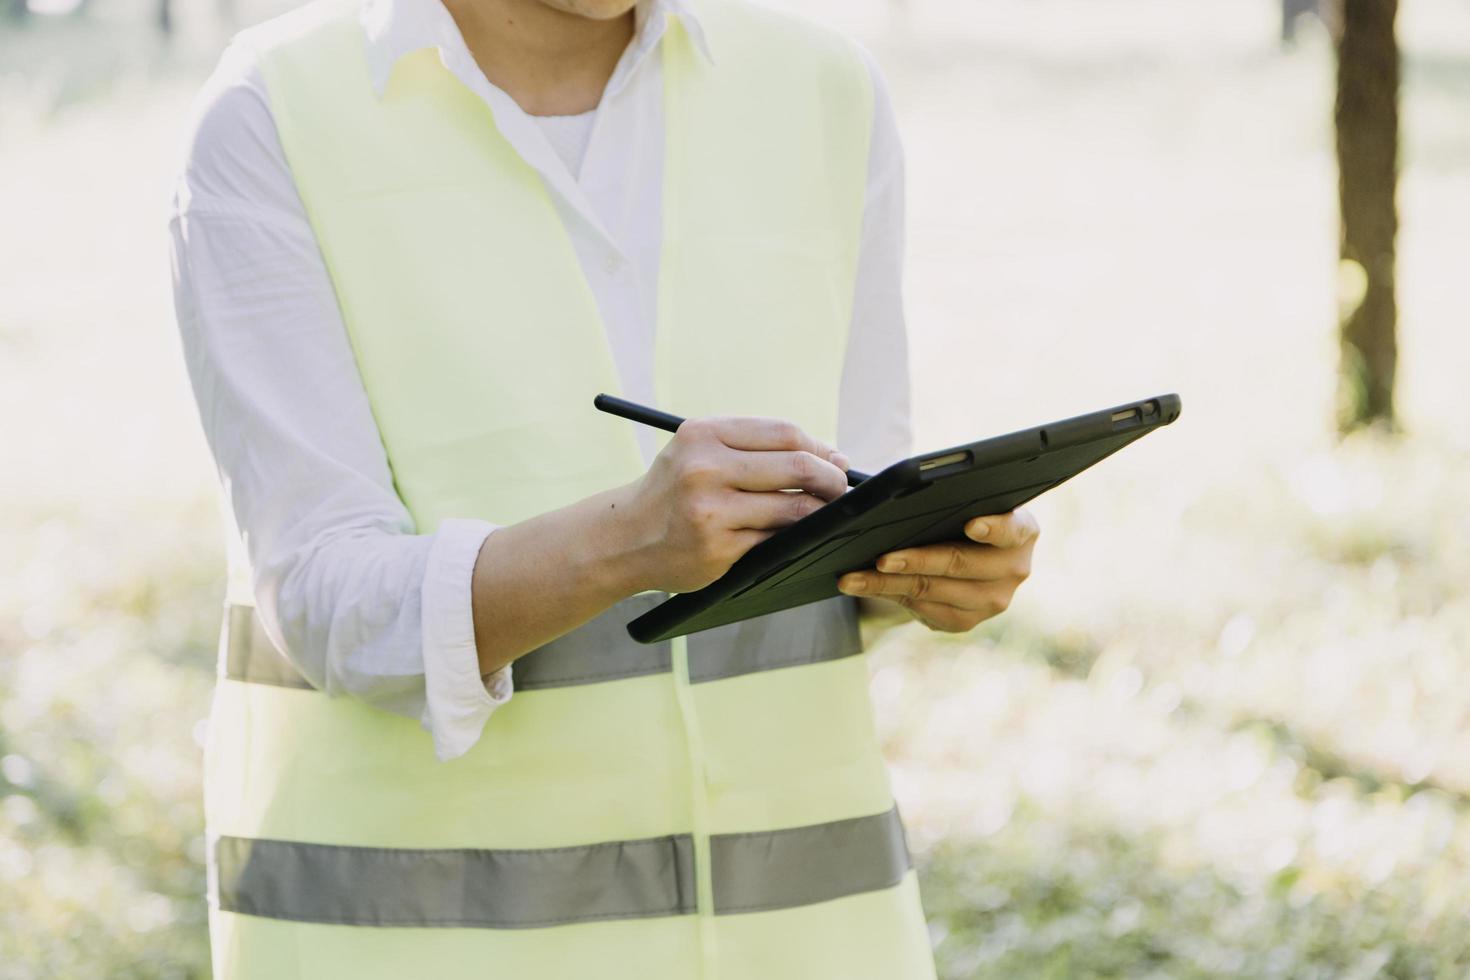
xmin=878 ymin=555 xmax=905 ymax=573
xmin=830 ymin=451 xmax=851 ymax=471
xmin=968 ymin=519 xmax=990 ymax=539
xmin=838 ymin=575 xmax=867 ymax=593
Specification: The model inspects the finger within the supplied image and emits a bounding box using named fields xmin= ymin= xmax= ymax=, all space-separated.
xmin=725 ymin=527 xmax=776 ymax=559
xmin=696 ymin=526 xmax=779 ymax=582
xmin=700 ymin=415 xmax=841 ymax=463
xmin=874 ymin=540 xmax=1025 ymax=581
xmin=900 ymin=598 xmax=991 ymax=633
xmin=837 ymin=570 xmax=1013 ymax=610
xmin=964 ymin=508 xmax=1041 ymax=549
xmin=725 ymin=488 xmax=829 ymax=531
xmin=726 ymin=448 xmax=848 ymax=502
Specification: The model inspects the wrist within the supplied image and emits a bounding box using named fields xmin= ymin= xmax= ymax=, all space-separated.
xmin=585 ymin=479 xmax=659 ymax=597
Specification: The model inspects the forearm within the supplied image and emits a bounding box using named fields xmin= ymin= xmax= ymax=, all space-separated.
xmin=471 ymin=412 xmax=858 ymax=675
xmin=471 ymin=480 xmax=651 ymax=675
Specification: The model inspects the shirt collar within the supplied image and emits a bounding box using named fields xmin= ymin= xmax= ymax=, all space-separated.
xmin=361 ymin=0 xmax=716 ymax=99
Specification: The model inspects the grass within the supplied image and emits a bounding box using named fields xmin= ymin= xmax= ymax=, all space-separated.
xmin=2 ymin=0 xmax=1469 ymax=976
xmin=871 ymin=431 xmax=1470 ymax=977
xmin=920 ymin=809 xmax=1470 ymax=980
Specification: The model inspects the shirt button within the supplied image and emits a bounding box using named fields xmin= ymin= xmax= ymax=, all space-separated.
xmin=603 ymin=254 xmax=626 ymax=274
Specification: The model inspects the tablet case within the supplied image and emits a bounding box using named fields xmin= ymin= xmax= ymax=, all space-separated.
xmin=626 ymin=394 xmax=1181 ymax=643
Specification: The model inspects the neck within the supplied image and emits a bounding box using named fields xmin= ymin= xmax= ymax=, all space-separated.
xmin=441 ymin=0 xmax=635 ymax=116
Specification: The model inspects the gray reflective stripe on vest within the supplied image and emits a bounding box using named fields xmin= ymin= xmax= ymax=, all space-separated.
xmin=211 ymin=807 xmax=909 ymax=928
xmin=225 ymin=606 xmax=313 ymax=690
xmin=709 ymin=806 xmax=911 ymax=914
xmin=515 ymin=591 xmax=672 ymax=689
xmin=224 ymin=594 xmax=672 ymax=692
xmin=213 ymin=832 xmax=695 ymax=928
xmin=685 ymin=597 xmax=862 ymax=684
xmin=223 ymin=593 xmax=860 ymax=690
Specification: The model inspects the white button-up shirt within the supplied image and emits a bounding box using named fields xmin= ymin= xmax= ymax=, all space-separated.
xmin=168 ymin=0 xmax=912 ymax=761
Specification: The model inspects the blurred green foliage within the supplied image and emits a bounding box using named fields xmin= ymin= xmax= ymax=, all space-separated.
xmin=0 ymin=508 xmax=220 ymax=979
xmin=4 ymin=0 xmax=1470 ymax=977
xmin=878 ymin=432 xmax=1470 ymax=980
xmin=922 ymin=809 xmax=1470 ymax=980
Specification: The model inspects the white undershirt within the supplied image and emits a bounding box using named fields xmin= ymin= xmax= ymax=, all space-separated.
xmin=168 ymin=0 xmax=913 ymax=762
xmin=533 ymin=110 xmax=597 ymax=179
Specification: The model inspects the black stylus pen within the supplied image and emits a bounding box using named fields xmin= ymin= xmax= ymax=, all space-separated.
xmin=593 ymin=393 xmax=871 ymax=487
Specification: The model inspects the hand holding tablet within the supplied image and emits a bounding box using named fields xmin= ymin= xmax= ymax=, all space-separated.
xmin=835 ymin=507 xmax=1041 ymax=634
xmin=596 ymin=393 xmax=1181 ymax=643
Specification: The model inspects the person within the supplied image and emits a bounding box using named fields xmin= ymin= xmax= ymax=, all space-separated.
xmin=167 ymin=0 xmax=1039 ymax=975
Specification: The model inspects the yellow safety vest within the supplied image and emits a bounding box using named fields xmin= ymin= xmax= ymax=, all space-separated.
xmin=206 ymin=0 xmax=935 ymax=977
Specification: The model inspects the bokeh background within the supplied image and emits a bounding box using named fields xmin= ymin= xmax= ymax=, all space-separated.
xmin=3 ymin=0 xmax=1468 ymax=976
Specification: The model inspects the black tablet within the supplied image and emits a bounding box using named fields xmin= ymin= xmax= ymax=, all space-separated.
xmin=626 ymin=394 xmax=1181 ymax=644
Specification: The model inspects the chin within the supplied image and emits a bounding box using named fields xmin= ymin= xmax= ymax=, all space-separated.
xmin=539 ymin=0 xmax=639 ymax=19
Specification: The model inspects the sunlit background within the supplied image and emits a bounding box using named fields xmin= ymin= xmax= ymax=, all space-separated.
xmin=2 ymin=0 xmax=1468 ymax=975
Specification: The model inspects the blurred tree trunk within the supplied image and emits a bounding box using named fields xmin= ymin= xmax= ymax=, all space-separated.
xmin=1333 ymin=0 xmax=1400 ymax=432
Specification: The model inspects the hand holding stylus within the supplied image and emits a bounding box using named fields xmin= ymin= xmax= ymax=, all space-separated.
xmin=610 ymin=410 xmax=854 ymax=595
xmin=595 ymin=393 xmax=1038 ymax=634
xmin=595 ymin=394 xmax=871 ymax=486
xmin=468 ymin=406 xmax=851 ymax=678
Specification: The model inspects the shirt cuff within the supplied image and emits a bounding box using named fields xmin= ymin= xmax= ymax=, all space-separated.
xmin=420 ymin=517 xmax=509 ymax=761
